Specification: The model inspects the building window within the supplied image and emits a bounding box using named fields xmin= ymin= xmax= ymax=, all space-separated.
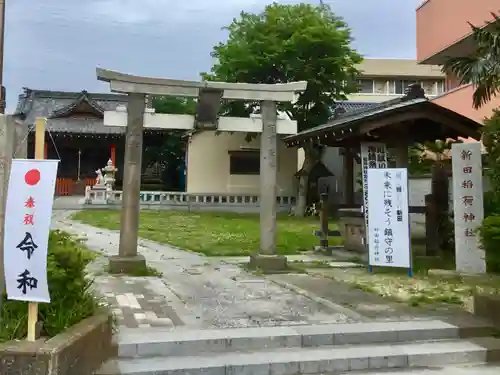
xmin=436 ymin=80 xmax=445 ymax=94
xmin=421 ymin=80 xmax=437 ymax=96
xmin=374 ymin=80 xmax=388 ymax=94
xmin=356 ymin=79 xmax=374 ymax=94
xmin=229 ymin=151 xmax=260 ymax=175
xmin=394 ymin=80 xmax=418 ymax=95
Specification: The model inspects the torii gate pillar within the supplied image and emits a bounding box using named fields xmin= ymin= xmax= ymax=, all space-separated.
xmin=96 ymin=68 xmax=307 ymax=273
xmin=111 ymin=93 xmax=147 ymax=272
xmin=249 ymin=100 xmax=285 ymax=270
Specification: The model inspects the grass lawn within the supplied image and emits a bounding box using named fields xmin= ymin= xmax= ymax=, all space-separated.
xmin=71 ymin=210 xmax=341 ymax=256
xmin=315 ymin=245 xmax=500 ymax=310
xmin=332 ymin=267 xmax=500 ymax=309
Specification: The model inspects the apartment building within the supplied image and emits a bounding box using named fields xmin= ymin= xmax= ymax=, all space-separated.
xmin=350 ymin=58 xmax=445 ymax=102
xmin=417 ymin=0 xmax=500 ymax=122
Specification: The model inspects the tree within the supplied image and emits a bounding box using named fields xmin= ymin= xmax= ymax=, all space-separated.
xmin=202 ymin=2 xmax=362 ymax=215
xmin=442 ymin=12 xmax=500 ymax=109
xmin=482 ymin=109 xmax=500 ymax=216
xmin=413 ymin=140 xmax=456 ymax=256
xmin=142 ymin=96 xmax=196 ymax=190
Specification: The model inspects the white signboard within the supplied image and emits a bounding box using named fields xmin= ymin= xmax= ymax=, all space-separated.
xmin=3 ymin=159 xmax=59 ymax=302
xmin=360 ymin=142 xmax=388 ymax=239
xmin=451 ymin=142 xmax=485 ymax=274
xmin=367 ymin=168 xmax=411 ymax=268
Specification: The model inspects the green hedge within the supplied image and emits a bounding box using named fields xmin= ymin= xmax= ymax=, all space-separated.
xmin=479 ymin=216 xmax=500 ymax=274
xmin=1 ymin=230 xmax=100 ymax=342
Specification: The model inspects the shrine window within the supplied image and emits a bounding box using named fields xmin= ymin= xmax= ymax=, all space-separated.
xmin=229 ymin=151 xmax=260 ymax=175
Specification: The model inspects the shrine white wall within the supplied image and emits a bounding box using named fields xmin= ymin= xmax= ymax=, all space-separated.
xmin=185 ymin=131 xmax=298 ymax=195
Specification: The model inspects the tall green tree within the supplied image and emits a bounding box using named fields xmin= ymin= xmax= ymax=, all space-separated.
xmin=202 ymin=2 xmax=362 ymax=215
xmin=142 ymin=96 xmax=196 ymax=190
xmin=442 ymin=12 xmax=500 ymax=108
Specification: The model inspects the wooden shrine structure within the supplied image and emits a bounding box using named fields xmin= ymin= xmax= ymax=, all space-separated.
xmin=284 ymin=84 xmax=483 ymax=253
xmin=284 ymin=84 xmax=482 ymax=206
xmin=13 ymin=88 xmax=170 ymax=195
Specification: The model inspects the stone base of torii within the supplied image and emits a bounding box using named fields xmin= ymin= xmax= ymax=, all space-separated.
xmin=96 ymin=68 xmax=307 ymax=273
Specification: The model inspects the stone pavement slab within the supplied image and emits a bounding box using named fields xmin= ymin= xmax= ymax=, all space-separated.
xmin=52 ymin=210 xmax=361 ymax=329
xmin=267 ymin=273 xmax=483 ymax=323
xmin=93 ymin=275 xmax=182 ymax=329
xmin=335 ymin=364 xmax=500 ymax=375
xmin=86 ymin=255 xmax=182 ymax=329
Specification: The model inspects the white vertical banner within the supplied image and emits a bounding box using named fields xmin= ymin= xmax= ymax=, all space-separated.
xmin=367 ymin=168 xmax=411 ymax=268
xmin=360 ymin=142 xmax=388 ymax=241
xmin=451 ymin=142 xmax=485 ymax=274
xmin=3 ymin=159 xmax=59 ymax=302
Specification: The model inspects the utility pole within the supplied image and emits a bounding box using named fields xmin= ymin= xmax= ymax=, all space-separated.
xmin=0 ymin=0 xmax=6 ymax=113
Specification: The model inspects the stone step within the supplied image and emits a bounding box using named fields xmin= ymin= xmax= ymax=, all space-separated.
xmin=116 ymin=319 xmax=493 ymax=358
xmin=319 ymin=363 xmax=500 ymax=375
xmin=96 ymin=337 xmax=500 ymax=375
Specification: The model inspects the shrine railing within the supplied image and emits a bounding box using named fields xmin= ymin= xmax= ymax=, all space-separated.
xmin=83 ymin=189 xmax=296 ymax=213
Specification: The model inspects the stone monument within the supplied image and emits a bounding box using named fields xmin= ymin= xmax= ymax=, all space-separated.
xmin=84 ymin=158 xmax=118 ymax=204
xmin=102 ymin=159 xmax=118 ymax=190
xmin=451 ymin=142 xmax=485 ymax=274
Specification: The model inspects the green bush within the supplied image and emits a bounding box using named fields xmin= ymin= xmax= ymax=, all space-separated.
xmin=479 ymin=215 xmax=500 ymax=273
xmin=484 ymin=191 xmax=500 ymax=217
xmin=1 ymin=230 xmax=100 ymax=342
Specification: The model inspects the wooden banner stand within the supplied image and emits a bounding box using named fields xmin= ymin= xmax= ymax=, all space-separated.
xmin=26 ymin=117 xmax=45 ymax=341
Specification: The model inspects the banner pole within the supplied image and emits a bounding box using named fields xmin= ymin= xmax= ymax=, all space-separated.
xmin=26 ymin=117 xmax=45 ymax=341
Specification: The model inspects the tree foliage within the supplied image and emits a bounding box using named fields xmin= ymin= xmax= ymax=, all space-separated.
xmin=479 ymin=111 xmax=500 ymax=271
xmin=142 ymin=96 xmax=196 ymax=169
xmin=482 ymin=109 xmax=500 ymax=216
xmin=202 ymin=2 xmax=362 ymax=132
xmin=142 ymin=96 xmax=196 ymax=190
xmin=202 ymin=2 xmax=362 ymax=215
xmin=442 ymin=12 xmax=500 ymax=109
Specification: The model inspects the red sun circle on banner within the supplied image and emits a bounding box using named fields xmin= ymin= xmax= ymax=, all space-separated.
xmin=25 ymin=169 xmax=41 ymax=186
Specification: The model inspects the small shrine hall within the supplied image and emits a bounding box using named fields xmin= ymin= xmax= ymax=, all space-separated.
xmin=13 ymin=88 xmax=169 ymax=195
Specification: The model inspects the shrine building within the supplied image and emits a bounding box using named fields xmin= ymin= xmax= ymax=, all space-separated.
xmin=13 ymin=88 xmax=169 ymax=196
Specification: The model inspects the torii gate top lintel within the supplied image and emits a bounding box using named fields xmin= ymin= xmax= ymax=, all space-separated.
xmin=96 ymin=67 xmax=307 ymax=103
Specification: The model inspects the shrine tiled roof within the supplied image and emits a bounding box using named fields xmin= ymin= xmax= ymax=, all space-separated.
xmin=284 ymin=85 xmax=482 ymax=146
xmin=334 ymin=100 xmax=378 ymax=114
xmin=14 ymin=88 xmax=129 ymax=135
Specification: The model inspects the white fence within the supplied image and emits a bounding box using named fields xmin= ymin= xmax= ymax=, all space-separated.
xmin=83 ymin=189 xmax=296 ymax=213
xmin=80 ymin=174 xmax=489 ymax=214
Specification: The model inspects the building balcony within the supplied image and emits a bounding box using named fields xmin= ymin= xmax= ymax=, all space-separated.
xmin=417 ymin=0 xmax=499 ymax=64
xmin=431 ymin=83 xmax=500 ymax=123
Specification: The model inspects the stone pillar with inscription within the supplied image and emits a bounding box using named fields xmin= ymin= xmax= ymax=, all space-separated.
xmin=451 ymin=142 xmax=485 ymax=274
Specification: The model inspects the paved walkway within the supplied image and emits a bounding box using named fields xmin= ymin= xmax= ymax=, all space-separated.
xmin=52 ymin=210 xmax=360 ymax=330
xmin=51 ymin=207 xmax=483 ymax=332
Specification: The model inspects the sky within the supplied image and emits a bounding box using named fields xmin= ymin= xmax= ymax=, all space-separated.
xmin=4 ymin=0 xmax=422 ymax=112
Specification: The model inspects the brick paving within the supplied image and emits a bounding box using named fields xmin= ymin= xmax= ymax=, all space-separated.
xmin=93 ymin=275 xmax=183 ymax=329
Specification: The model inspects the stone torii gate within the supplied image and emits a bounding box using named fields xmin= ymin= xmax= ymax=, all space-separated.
xmin=96 ymin=68 xmax=307 ymax=272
